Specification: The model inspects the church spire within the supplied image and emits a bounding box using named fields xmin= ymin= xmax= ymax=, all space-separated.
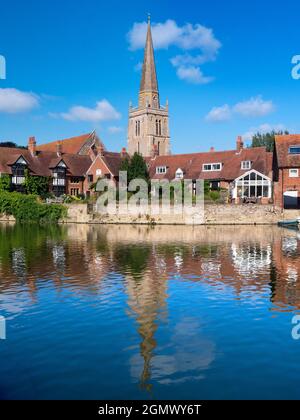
xmin=139 ymin=15 xmax=159 ymax=108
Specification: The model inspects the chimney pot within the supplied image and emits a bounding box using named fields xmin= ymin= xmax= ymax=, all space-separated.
xmin=210 ymin=147 xmax=215 ymax=152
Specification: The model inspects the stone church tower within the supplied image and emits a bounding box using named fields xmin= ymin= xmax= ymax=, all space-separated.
xmin=128 ymin=17 xmax=170 ymax=157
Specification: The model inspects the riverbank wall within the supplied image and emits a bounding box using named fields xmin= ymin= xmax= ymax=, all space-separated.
xmin=60 ymin=203 xmax=299 ymax=225
xmin=1 ymin=204 xmax=299 ymax=225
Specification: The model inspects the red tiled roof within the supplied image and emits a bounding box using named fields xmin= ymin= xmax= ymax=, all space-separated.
xmin=101 ymin=152 xmax=129 ymax=177
xmin=275 ymin=135 xmax=300 ymax=168
xmin=147 ymin=147 xmax=271 ymax=181
xmin=36 ymin=132 xmax=102 ymax=155
xmin=0 ymin=147 xmax=92 ymax=177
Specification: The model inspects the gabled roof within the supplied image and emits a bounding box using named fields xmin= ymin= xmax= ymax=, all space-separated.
xmin=275 ymin=134 xmax=300 ymax=168
xmin=0 ymin=147 xmax=92 ymax=177
xmin=36 ymin=132 xmax=103 ymax=155
xmin=147 ymin=147 xmax=272 ymax=181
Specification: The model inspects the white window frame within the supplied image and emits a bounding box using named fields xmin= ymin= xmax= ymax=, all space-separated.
xmin=202 ymin=163 xmax=222 ymax=172
xmin=175 ymin=168 xmax=184 ymax=179
xmin=156 ymin=166 xmax=167 ymax=175
xmin=289 ymin=169 xmax=299 ymax=178
xmin=241 ymin=161 xmax=252 ymax=170
xmin=96 ymin=169 xmax=102 ymax=177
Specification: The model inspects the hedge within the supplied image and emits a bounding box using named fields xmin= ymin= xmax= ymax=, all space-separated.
xmin=0 ymin=192 xmax=67 ymax=223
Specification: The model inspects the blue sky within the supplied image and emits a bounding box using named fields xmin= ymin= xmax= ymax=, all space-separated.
xmin=0 ymin=0 xmax=300 ymax=153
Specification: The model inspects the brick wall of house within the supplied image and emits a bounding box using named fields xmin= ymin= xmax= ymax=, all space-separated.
xmin=274 ymin=168 xmax=300 ymax=208
xmin=84 ymin=156 xmax=114 ymax=196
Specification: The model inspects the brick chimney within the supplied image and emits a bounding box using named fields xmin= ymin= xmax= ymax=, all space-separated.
xmin=237 ymin=136 xmax=244 ymax=152
xmin=56 ymin=141 xmax=63 ymax=157
xmin=210 ymin=147 xmax=215 ymax=153
xmin=28 ymin=136 xmax=37 ymax=156
xmin=99 ymin=144 xmax=105 ymax=157
xmin=120 ymin=147 xmax=127 ymax=158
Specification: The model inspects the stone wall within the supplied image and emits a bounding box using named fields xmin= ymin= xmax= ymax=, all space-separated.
xmin=60 ymin=203 xmax=296 ymax=225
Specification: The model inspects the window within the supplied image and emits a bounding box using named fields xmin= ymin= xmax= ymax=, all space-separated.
xmin=289 ymin=169 xmax=299 ymax=178
xmin=241 ymin=161 xmax=252 ymax=170
xmin=135 ymin=120 xmax=141 ymax=136
xmin=11 ymin=156 xmax=27 ymax=185
xmin=176 ymin=168 xmax=184 ymax=179
xmin=88 ymin=175 xmax=94 ymax=183
xmin=156 ymin=120 xmax=162 ymax=136
xmin=289 ymin=146 xmax=300 ymax=154
xmin=233 ymin=170 xmax=272 ymax=200
xmin=96 ymin=169 xmax=102 ymax=177
xmin=203 ymin=163 xmax=222 ymax=172
xmin=70 ymin=188 xmax=79 ymax=197
xmin=70 ymin=177 xmax=80 ymax=184
xmin=156 ymin=166 xmax=167 ymax=174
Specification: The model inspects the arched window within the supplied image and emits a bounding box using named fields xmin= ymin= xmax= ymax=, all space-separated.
xmin=158 ymin=142 xmax=160 ymax=156
xmin=159 ymin=120 xmax=162 ymax=136
xmin=136 ymin=120 xmax=141 ymax=136
xmin=137 ymin=142 xmax=140 ymax=154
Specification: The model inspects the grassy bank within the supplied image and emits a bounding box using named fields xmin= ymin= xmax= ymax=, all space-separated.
xmin=0 ymin=192 xmax=67 ymax=223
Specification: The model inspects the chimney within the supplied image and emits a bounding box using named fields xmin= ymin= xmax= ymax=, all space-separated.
xmin=151 ymin=144 xmax=159 ymax=159
xmin=99 ymin=144 xmax=105 ymax=157
xmin=237 ymin=136 xmax=244 ymax=152
xmin=28 ymin=136 xmax=37 ymax=156
xmin=56 ymin=141 xmax=63 ymax=157
xmin=210 ymin=146 xmax=215 ymax=153
xmin=120 ymin=147 xmax=127 ymax=158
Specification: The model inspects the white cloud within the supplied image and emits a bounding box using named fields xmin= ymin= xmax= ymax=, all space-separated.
xmin=61 ymin=100 xmax=121 ymax=123
xmin=108 ymin=126 xmax=123 ymax=134
xmin=205 ymin=96 xmax=275 ymax=123
xmin=134 ymin=62 xmax=143 ymax=72
xmin=0 ymin=88 xmax=39 ymax=113
xmin=242 ymin=123 xmax=287 ymax=141
xmin=177 ymin=66 xmax=214 ymax=85
xmin=205 ymin=104 xmax=231 ymax=122
xmin=128 ymin=19 xmax=221 ymax=84
xmin=233 ymin=96 xmax=275 ymax=117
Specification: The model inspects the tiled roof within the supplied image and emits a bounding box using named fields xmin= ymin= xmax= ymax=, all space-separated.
xmin=275 ymin=135 xmax=300 ymax=168
xmin=101 ymin=152 xmax=129 ymax=177
xmin=147 ymin=147 xmax=272 ymax=181
xmin=36 ymin=132 xmax=102 ymax=155
xmin=0 ymin=147 xmax=92 ymax=177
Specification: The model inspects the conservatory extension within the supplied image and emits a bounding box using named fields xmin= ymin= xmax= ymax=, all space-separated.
xmin=232 ymin=170 xmax=272 ymax=204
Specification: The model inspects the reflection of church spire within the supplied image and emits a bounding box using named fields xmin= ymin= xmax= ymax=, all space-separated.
xmin=124 ymin=248 xmax=168 ymax=392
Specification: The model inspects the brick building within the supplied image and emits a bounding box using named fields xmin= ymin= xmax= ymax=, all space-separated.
xmin=273 ymin=134 xmax=300 ymax=209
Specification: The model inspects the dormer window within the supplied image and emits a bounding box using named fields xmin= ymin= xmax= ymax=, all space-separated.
xmin=175 ymin=168 xmax=184 ymax=179
xmin=156 ymin=166 xmax=167 ymax=174
xmin=241 ymin=161 xmax=252 ymax=170
xmin=203 ymin=163 xmax=222 ymax=172
xmin=289 ymin=146 xmax=300 ymax=154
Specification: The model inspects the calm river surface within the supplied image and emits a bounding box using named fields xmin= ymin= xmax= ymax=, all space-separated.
xmin=0 ymin=223 xmax=300 ymax=400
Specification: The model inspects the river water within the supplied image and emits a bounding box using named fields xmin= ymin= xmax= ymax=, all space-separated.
xmin=0 ymin=223 xmax=300 ymax=400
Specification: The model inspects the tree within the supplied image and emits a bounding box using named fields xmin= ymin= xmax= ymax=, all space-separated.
xmin=0 ymin=141 xmax=27 ymax=149
xmin=251 ymin=130 xmax=289 ymax=152
xmin=120 ymin=153 xmax=149 ymax=184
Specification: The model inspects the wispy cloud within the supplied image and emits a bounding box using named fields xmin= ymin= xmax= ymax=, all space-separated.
xmin=242 ymin=123 xmax=287 ymax=141
xmin=233 ymin=96 xmax=275 ymax=117
xmin=205 ymin=104 xmax=231 ymax=122
xmin=0 ymin=88 xmax=39 ymax=113
xmin=108 ymin=126 xmax=123 ymax=134
xmin=59 ymin=100 xmax=121 ymax=123
xmin=205 ymin=96 xmax=275 ymax=122
xmin=128 ymin=19 xmax=221 ymax=84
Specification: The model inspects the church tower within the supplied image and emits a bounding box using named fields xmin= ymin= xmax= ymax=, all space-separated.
xmin=128 ymin=16 xmax=170 ymax=157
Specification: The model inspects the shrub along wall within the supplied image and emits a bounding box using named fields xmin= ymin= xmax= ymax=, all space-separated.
xmin=0 ymin=192 xmax=66 ymax=223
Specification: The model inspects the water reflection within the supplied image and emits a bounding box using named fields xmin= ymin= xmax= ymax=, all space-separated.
xmin=1 ymin=223 xmax=300 ymax=397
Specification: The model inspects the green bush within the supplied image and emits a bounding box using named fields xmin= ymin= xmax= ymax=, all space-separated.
xmin=0 ymin=192 xmax=66 ymax=223
xmin=0 ymin=174 xmax=11 ymax=192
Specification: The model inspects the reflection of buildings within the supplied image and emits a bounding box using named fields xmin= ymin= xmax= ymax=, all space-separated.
xmin=1 ymin=224 xmax=300 ymax=387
